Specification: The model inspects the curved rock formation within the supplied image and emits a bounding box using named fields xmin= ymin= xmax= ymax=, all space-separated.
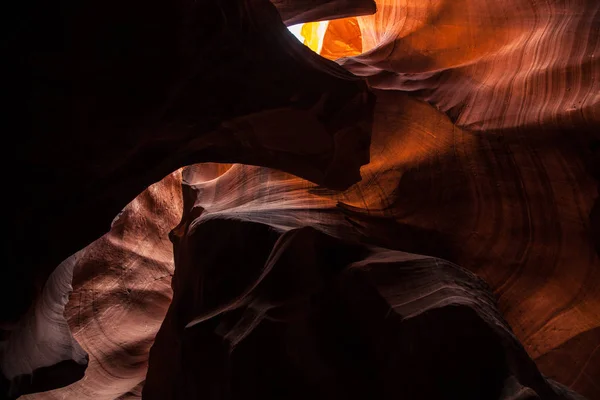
xmin=272 ymin=0 xmax=376 ymax=25
xmin=26 ymin=87 xmax=597 ymax=398
xmin=3 ymin=0 xmax=373 ymax=328
xmin=17 ymin=172 xmax=182 ymax=400
xmin=14 ymin=93 xmax=600 ymax=400
xmin=1 ymin=254 xmax=87 ymax=398
xmin=151 ymin=90 xmax=597 ymax=398
xmin=337 ymin=0 xmax=600 ymax=131
xmin=4 ymin=0 xmax=600 ymax=398
xmin=144 ymin=210 xmax=584 ymax=399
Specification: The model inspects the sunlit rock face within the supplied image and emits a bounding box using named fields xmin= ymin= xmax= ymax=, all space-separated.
xmin=6 ymin=172 xmax=182 ymax=400
xmin=3 ymin=0 xmax=600 ymax=399
xmin=304 ymin=0 xmax=600 ymax=131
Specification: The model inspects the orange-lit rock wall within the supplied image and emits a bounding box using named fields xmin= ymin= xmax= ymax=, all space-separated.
xmin=2 ymin=0 xmax=599 ymax=398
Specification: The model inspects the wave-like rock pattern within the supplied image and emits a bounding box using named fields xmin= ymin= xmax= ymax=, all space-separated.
xmin=156 ymin=91 xmax=600 ymax=398
xmin=2 ymin=0 xmax=373 ymax=329
xmin=345 ymin=91 xmax=600 ymax=399
xmin=5 ymin=0 xmax=600 ymax=398
xmin=144 ymin=212 xmax=585 ymax=399
xmin=21 ymin=86 xmax=600 ymax=399
xmin=1 ymin=254 xmax=87 ymax=398
xmin=337 ymin=0 xmax=600 ymax=131
xmin=19 ymin=172 xmax=183 ymax=400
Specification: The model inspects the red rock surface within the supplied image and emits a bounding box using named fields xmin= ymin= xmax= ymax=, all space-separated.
xmin=2 ymin=0 xmax=599 ymax=398
xmin=2 ymin=0 xmax=373 ymax=327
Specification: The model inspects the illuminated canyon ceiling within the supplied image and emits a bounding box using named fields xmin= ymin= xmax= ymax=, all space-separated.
xmin=1 ymin=0 xmax=599 ymax=398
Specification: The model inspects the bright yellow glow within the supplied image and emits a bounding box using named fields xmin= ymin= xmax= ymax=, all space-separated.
xmin=300 ymin=21 xmax=329 ymax=53
xmin=288 ymin=18 xmax=363 ymax=60
xmin=288 ymin=21 xmax=329 ymax=53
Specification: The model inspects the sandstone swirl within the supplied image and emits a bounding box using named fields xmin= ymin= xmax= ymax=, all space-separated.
xmin=3 ymin=0 xmax=599 ymax=398
xmin=337 ymin=0 xmax=600 ymax=131
xmin=2 ymin=0 xmax=373 ymax=332
xmin=21 ymin=89 xmax=600 ymax=399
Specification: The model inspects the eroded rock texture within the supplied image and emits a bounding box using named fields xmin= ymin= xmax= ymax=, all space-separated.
xmin=26 ymin=82 xmax=599 ymax=398
xmin=142 ymin=177 xmax=586 ymax=399
xmin=144 ymin=88 xmax=597 ymax=399
xmin=337 ymin=0 xmax=600 ymax=131
xmin=14 ymin=172 xmax=183 ymax=400
xmin=1 ymin=254 xmax=87 ymax=398
xmin=3 ymin=0 xmax=373 ymax=327
xmin=3 ymin=0 xmax=600 ymax=398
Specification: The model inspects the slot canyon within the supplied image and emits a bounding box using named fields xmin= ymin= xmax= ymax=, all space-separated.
xmin=2 ymin=0 xmax=599 ymax=398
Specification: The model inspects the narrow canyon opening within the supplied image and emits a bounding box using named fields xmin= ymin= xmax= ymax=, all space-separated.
xmin=2 ymin=0 xmax=599 ymax=399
